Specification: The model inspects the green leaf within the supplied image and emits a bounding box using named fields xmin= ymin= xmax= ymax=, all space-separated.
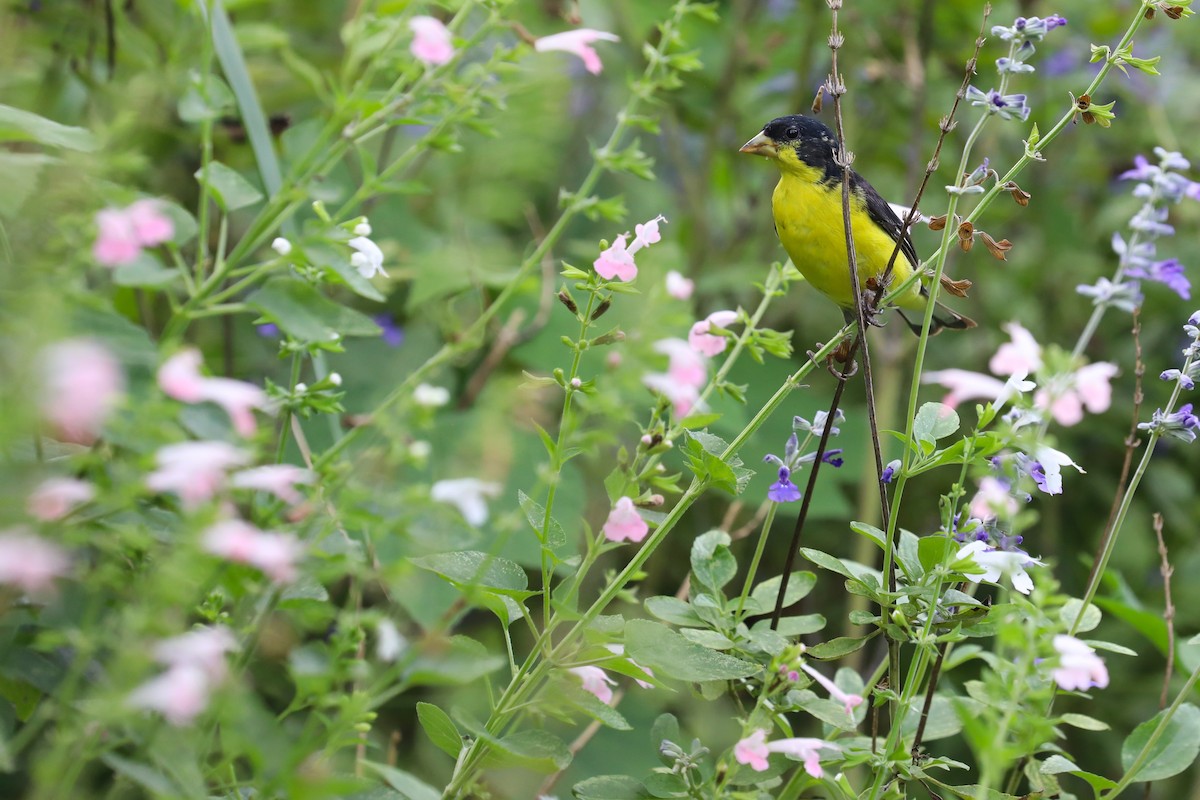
xmin=557 ymin=680 xmax=632 ymax=731
xmin=196 ymin=160 xmax=264 ymax=212
xmin=409 ymin=551 xmax=530 ymax=596
xmin=416 ymin=702 xmax=462 ymax=758
xmin=680 ymin=628 xmax=735 ymax=650
xmin=644 ymin=596 xmax=704 ymax=627
xmin=518 ymin=490 xmax=567 ymax=551
xmin=101 ymin=754 xmax=187 ymax=798
xmin=112 ymin=255 xmax=183 ymax=288
xmin=913 ymin=402 xmax=960 ymax=446
xmin=800 ymin=548 xmax=880 ymax=586
xmin=0 ymin=104 xmax=96 ymax=150
xmin=750 ymin=572 xmax=816 ymax=611
xmin=625 ymin=620 xmax=758 ymax=682
xmin=363 ymin=763 xmax=440 ymax=800
xmin=308 ymin=243 xmax=387 ymax=302
xmin=490 ymin=730 xmax=571 ymax=772
xmin=1060 ymin=712 xmax=1109 ymax=731
xmin=405 ymin=636 xmax=505 ymax=687
xmin=1060 ymin=599 xmax=1102 ymax=633
xmin=572 ymin=775 xmax=644 ymax=800
xmin=0 ymin=152 xmax=55 ymax=218
xmin=918 ymin=536 xmax=957 ymax=573
xmin=806 ymin=635 xmax=871 ymax=659
xmin=204 ymin=0 xmax=283 ymax=197
xmin=850 ymin=521 xmax=886 ymax=549
xmin=690 ymin=530 xmax=736 ymax=591
xmin=246 ymin=277 xmax=382 ymax=342
xmin=760 ymin=614 xmax=826 ymax=637
xmin=1121 ymin=703 xmax=1200 ymax=783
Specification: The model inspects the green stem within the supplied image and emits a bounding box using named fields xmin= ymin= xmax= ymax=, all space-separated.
xmin=734 ymin=503 xmax=779 ymax=618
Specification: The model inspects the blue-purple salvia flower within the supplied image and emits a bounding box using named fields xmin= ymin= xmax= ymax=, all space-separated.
xmin=1076 ymin=277 xmax=1142 ymax=312
xmin=992 ymin=15 xmax=1067 ymax=43
xmin=1125 ymin=258 xmax=1191 ymax=300
xmin=1160 ymin=369 xmax=1195 ymax=391
xmin=763 ymin=414 xmax=848 ymax=503
xmin=1139 ymin=403 xmax=1199 ymax=443
xmin=374 ymin=314 xmax=405 ymax=347
xmin=256 ymin=323 xmax=280 ymax=338
xmin=768 ymin=467 xmax=802 ymax=502
xmin=966 ymin=86 xmax=1031 ymax=122
xmin=881 ymin=459 xmax=901 ymax=484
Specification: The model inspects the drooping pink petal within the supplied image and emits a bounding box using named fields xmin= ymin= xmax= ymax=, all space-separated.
xmin=653 ymin=338 xmax=707 ymax=388
xmin=128 ymin=664 xmax=213 ymax=726
xmin=0 ymin=529 xmax=71 ymax=593
xmin=1073 ymin=362 xmax=1119 ymax=414
xmin=642 ymin=372 xmax=700 ymax=417
xmin=922 ymin=369 xmax=1008 ymax=408
xmin=568 ymin=665 xmax=617 ymax=704
xmin=158 ymin=349 xmax=208 ymax=403
xmin=230 ymin=465 xmax=314 ymax=505
xmin=733 ymin=730 xmax=771 ymax=772
xmin=765 ymin=738 xmax=838 ymax=779
xmin=93 ymin=208 xmax=142 ymax=266
xmin=534 ymin=29 xmax=620 ymax=75
xmin=40 ymin=339 xmax=125 ymax=445
xmin=594 ymin=234 xmax=637 ymax=281
xmin=203 ymin=519 xmax=304 ymax=583
xmin=688 ymin=310 xmax=738 ymax=357
xmin=632 ymin=215 xmax=667 ymax=249
xmin=799 ymin=662 xmax=864 ymax=716
xmin=989 ymin=321 xmax=1043 ymax=376
xmin=1052 ymin=635 xmax=1109 ymax=691
xmin=27 ymin=477 xmax=95 ymax=521
xmin=196 ymin=378 xmax=271 ymax=437
xmin=665 ymin=270 xmax=694 ymax=300
xmin=409 ymin=16 xmax=454 ymax=65
xmin=602 ymin=497 xmax=648 ymax=543
xmin=126 ymin=199 xmax=174 ymax=246
xmin=153 ymin=626 xmax=237 ymax=681
xmin=146 ymin=441 xmax=249 ymax=509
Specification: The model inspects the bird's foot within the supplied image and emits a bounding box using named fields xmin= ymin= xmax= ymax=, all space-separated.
xmin=808 ymin=340 xmax=859 ymax=378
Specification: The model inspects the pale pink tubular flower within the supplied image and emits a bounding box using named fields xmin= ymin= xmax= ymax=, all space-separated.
xmin=642 ymin=372 xmax=701 ymax=417
xmin=203 ymin=519 xmax=304 ymax=583
xmin=654 ymin=338 xmax=707 ymax=388
xmin=153 ymin=626 xmax=237 ymax=680
xmin=1052 ymin=635 xmax=1109 ymax=691
xmin=969 ymin=476 xmax=1019 ymax=521
xmin=800 ymin=662 xmax=864 ymax=716
xmin=27 ymin=477 xmax=95 ymax=521
xmin=922 ymin=369 xmax=1008 ymax=408
xmin=568 ymin=665 xmax=617 ymax=704
xmin=409 ymin=16 xmax=454 ymax=65
xmin=93 ymin=200 xmax=173 ymax=266
xmin=158 ymin=350 xmax=272 ymax=437
xmin=688 ymin=309 xmax=739 ymax=357
xmin=0 ymin=529 xmax=71 ymax=593
xmin=534 ymin=29 xmax=620 ymax=74
xmin=40 ymin=339 xmax=125 ymax=445
xmin=1039 ymin=362 xmax=1120 ymax=426
xmin=231 ymin=465 xmax=314 ymax=505
xmin=602 ymin=497 xmax=649 ymax=543
xmin=594 ymin=235 xmax=637 ymax=281
xmin=128 ymin=664 xmax=212 ymax=726
xmin=146 ymin=441 xmax=249 ymax=509
xmin=989 ymin=321 xmax=1043 ymax=376
xmin=665 ymin=270 xmax=695 ymax=300
xmin=734 ymin=730 xmax=837 ymax=778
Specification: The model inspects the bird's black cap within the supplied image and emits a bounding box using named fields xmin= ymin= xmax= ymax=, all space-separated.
xmin=760 ymin=114 xmax=840 ymax=182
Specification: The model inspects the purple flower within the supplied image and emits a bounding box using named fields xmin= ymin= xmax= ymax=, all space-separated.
xmin=1126 ymin=258 xmax=1191 ymax=300
xmin=1139 ymin=403 xmax=1200 ymax=443
xmin=768 ymin=466 xmax=802 ymax=503
xmin=991 ymin=14 xmax=1066 ymax=43
xmin=256 ymin=323 xmax=280 ymax=338
xmin=996 ymin=57 xmax=1035 ymax=74
xmin=821 ymin=448 xmax=844 ymax=468
xmin=374 ymin=314 xmax=405 ymax=347
xmin=880 ymin=459 xmax=900 ymax=483
xmin=1120 ymin=155 xmax=1155 ymax=182
xmin=966 ymin=86 xmax=1030 ymax=122
xmin=1161 ymin=369 xmax=1195 ymax=391
xmin=1129 ymin=204 xmax=1175 ymax=237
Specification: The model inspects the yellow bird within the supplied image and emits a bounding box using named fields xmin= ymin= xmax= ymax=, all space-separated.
xmin=740 ymin=114 xmax=974 ymax=334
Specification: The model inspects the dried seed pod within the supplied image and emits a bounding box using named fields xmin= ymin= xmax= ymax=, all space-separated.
xmin=957 ymin=221 xmax=975 ymax=252
xmin=928 ymin=214 xmax=948 ymax=231
xmin=980 ymin=231 xmax=1013 ymax=261
xmin=939 ymin=275 xmax=973 ymax=298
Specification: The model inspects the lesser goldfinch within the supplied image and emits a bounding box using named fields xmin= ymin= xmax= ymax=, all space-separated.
xmin=740 ymin=114 xmax=975 ymax=335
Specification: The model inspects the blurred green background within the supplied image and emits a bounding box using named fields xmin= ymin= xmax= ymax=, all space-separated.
xmin=3 ymin=0 xmax=1200 ymax=796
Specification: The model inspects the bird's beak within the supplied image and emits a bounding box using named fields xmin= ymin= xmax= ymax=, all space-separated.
xmin=739 ymin=131 xmax=778 ymax=158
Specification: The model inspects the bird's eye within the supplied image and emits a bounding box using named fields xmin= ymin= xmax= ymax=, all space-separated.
xmin=785 ymin=126 xmax=799 ymax=139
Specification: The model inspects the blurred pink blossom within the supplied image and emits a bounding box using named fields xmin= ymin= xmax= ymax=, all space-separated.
xmin=665 ymin=270 xmax=695 ymax=300
xmin=734 ymin=730 xmax=771 ymax=771
xmin=93 ymin=200 xmax=173 ymax=267
xmin=409 ymin=16 xmax=454 ymax=65
xmin=158 ymin=350 xmax=271 ymax=437
xmin=128 ymin=625 xmax=236 ymax=726
xmin=40 ymin=339 xmax=125 ymax=445
xmin=534 ymin=29 xmax=620 ymax=74
xmin=27 ymin=477 xmax=95 ymax=521
xmin=568 ymin=665 xmax=616 ymax=703
xmin=231 ymin=465 xmax=314 ymax=505
xmin=1052 ymin=634 xmax=1109 ymax=691
xmin=642 ymin=373 xmax=701 ymax=417
xmin=602 ymin=497 xmax=648 ymax=543
xmin=0 ymin=529 xmax=70 ymax=593
xmin=154 ymin=626 xmax=237 ymax=679
xmin=1038 ymin=362 xmax=1119 ymax=427
xmin=989 ymin=321 xmax=1043 ymax=375
xmin=799 ymin=662 xmax=864 ymax=716
xmin=734 ymin=730 xmax=836 ymax=777
xmin=969 ymin=476 xmax=1019 ymax=520
xmin=688 ymin=309 xmax=739 ymax=356
xmin=203 ymin=519 xmax=304 ymax=583
xmin=146 ymin=441 xmax=249 ymax=509
xmin=654 ymin=338 xmax=707 ymax=387
xmin=593 ymin=215 xmax=667 ymax=282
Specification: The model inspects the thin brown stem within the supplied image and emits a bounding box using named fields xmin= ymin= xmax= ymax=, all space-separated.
xmin=1154 ymin=512 xmax=1175 ymax=709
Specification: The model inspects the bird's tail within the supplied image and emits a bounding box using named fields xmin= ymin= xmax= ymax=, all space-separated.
xmin=898 ymin=303 xmax=976 ymax=336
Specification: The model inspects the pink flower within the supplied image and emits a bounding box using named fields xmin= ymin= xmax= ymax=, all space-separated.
xmin=128 ymin=664 xmax=212 ymax=726
xmin=800 ymin=662 xmax=864 ymax=716
xmin=593 ymin=216 xmax=668 ymax=282
xmin=146 ymin=441 xmax=249 ymax=509
xmin=231 ymin=465 xmax=314 ymax=504
xmin=27 ymin=477 xmax=95 ymax=521
xmin=568 ymin=665 xmax=617 ymax=703
xmin=203 ymin=519 xmax=304 ymax=583
xmin=93 ymin=200 xmax=173 ymax=266
xmin=688 ymin=310 xmax=739 ymax=356
xmin=603 ymin=497 xmax=649 ymax=543
xmin=158 ymin=350 xmax=271 ymax=437
xmin=40 ymin=339 xmax=124 ymax=445
xmin=922 ymin=369 xmax=1008 ymax=408
xmin=642 ymin=373 xmax=701 ymax=417
xmin=153 ymin=626 xmax=237 ymax=680
xmin=665 ymin=270 xmax=695 ymax=300
xmin=1052 ymin=635 xmax=1109 ymax=691
xmin=594 ymin=235 xmax=637 ymax=281
xmin=969 ymin=476 xmax=1019 ymax=521
xmin=654 ymin=338 xmax=707 ymax=388
xmin=409 ymin=16 xmax=454 ymax=65
xmin=734 ymin=730 xmax=771 ymax=772
xmin=989 ymin=321 xmax=1043 ymax=376
xmin=1038 ymin=362 xmax=1119 ymax=426
xmin=0 ymin=529 xmax=70 ymax=593
xmin=534 ymin=29 xmax=620 ymax=75
xmin=734 ymin=730 xmax=836 ymax=778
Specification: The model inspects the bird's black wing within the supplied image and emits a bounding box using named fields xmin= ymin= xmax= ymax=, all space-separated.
xmin=850 ymin=170 xmax=920 ymax=269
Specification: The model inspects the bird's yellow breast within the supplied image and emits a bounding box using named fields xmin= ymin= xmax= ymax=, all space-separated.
xmin=771 ymin=168 xmax=921 ymax=310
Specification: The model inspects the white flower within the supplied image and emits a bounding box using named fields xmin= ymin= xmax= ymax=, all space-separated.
xmin=354 ymin=221 xmax=372 ymax=236
xmin=376 ymin=618 xmax=408 ymax=662
xmin=409 ymin=440 xmax=432 ymax=459
xmin=956 ymin=540 xmax=1044 ymax=595
xmin=1032 ymin=444 xmax=1085 ymax=495
xmin=413 ymin=383 xmax=451 ymax=407
xmin=431 ymin=478 xmax=502 ymax=526
xmin=349 ymin=236 xmax=387 ymax=278
xmin=271 ymin=237 xmax=292 ymax=256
